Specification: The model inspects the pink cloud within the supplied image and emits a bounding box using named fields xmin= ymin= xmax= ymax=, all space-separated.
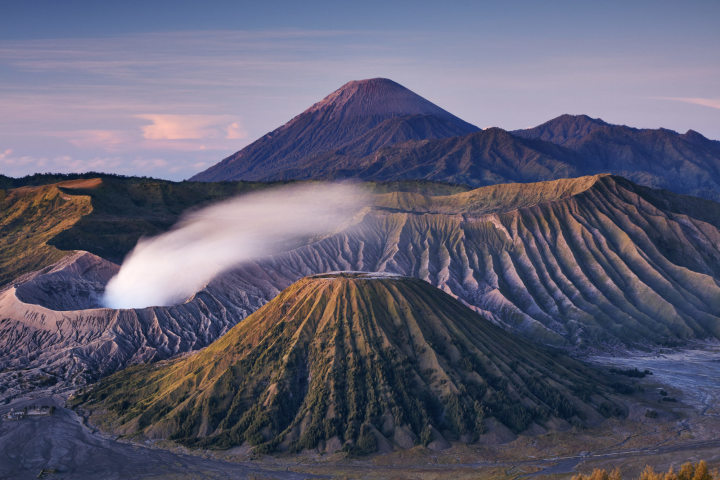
xmin=226 ymin=121 xmax=248 ymax=140
xmin=659 ymin=97 xmax=720 ymax=110
xmin=66 ymin=130 xmax=129 ymax=150
xmin=136 ymin=114 xmax=244 ymax=141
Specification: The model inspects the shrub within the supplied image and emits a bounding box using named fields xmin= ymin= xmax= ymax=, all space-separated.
xmin=572 ymin=461 xmax=716 ymax=480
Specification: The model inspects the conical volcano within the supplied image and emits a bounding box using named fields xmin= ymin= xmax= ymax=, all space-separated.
xmin=74 ymin=273 xmax=620 ymax=454
xmin=190 ymin=78 xmax=478 ymax=182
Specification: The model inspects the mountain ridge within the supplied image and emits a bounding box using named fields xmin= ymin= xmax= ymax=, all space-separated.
xmin=3 ymin=174 xmax=720 ymax=399
xmin=190 ymin=79 xmax=720 ymax=201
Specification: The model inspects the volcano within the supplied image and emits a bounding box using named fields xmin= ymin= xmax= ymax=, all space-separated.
xmin=190 ymin=78 xmax=479 ymax=182
xmin=74 ymin=273 xmax=620 ymax=454
xmin=192 ymin=80 xmax=720 ymax=202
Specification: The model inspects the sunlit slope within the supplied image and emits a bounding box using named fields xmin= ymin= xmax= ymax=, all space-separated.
xmin=3 ymin=173 xmax=720 ymax=349
xmin=0 ymin=175 xmax=272 ymax=284
xmin=75 ymin=274 xmax=618 ymax=453
xmin=228 ymin=174 xmax=720 ymax=347
xmin=0 ymin=179 xmax=94 ymax=285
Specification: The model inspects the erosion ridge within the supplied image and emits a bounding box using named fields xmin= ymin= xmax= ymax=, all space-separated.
xmin=0 ymin=179 xmax=94 ymax=285
xmin=2 ymin=174 xmax=720 ymax=397
xmin=73 ymin=273 xmax=621 ymax=454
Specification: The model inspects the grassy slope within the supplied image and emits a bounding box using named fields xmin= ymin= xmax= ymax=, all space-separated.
xmin=0 ymin=174 xmax=278 ymax=284
xmin=74 ymin=274 xmax=621 ymax=454
xmin=0 ymin=179 xmax=93 ymax=286
xmin=0 ymin=173 xmax=472 ymax=282
xmin=48 ymin=176 xmax=274 ymax=263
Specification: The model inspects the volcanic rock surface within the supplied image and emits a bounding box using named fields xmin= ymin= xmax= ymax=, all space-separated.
xmin=0 ymin=251 xmax=274 ymax=398
xmin=2 ymin=174 xmax=720 ymax=397
xmin=74 ymin=273 xmax=619 ymax=454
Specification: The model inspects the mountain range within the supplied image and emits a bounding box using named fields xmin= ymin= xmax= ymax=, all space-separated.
xmin=3 ymin=173 xmax=720 ymax=400
xmin=192 ymin=78 xmax=720 ymax=202
xmin=3 ymin=77 xmax=720 ymax=457
xmin=191 ymin=78 xmax=479 ymax=183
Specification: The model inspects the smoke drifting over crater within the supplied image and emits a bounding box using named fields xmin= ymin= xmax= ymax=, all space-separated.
xmin=102 ymin=183 xmax=368 ymax=309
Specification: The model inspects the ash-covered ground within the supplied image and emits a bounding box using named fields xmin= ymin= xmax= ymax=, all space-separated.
xmin=589 ymin=343 xmax=720 ymax=416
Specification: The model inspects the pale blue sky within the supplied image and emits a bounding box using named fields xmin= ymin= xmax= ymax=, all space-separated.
xmin=1 ymin=0 xmax=718 ymax=179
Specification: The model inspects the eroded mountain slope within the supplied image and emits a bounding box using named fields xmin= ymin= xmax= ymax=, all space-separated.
xmin=2 ymin=174 xmax=719 ymax=398
xmin=191 ymin=78 xmax=479 ymax=182
xmin=0 ymin=251 xmax=273 ymax=398
xmin=74 ymin=273 xmax=620 ymax=454
xmin=223 ymin=174 xmax=720 ymax=347
xmin=0 ymin=179 xmax=94 ymax=285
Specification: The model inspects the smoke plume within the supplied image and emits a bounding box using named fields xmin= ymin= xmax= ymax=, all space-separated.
xmin=102 ymin=182 xmax=368 ymax=309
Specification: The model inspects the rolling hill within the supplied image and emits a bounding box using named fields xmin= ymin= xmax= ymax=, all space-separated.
xmin=72 ymin=273 xmax=621 ymax=454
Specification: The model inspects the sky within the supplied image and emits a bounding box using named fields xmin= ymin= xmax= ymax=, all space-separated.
xmin=1 ymin=0 xmax=718 ymax=180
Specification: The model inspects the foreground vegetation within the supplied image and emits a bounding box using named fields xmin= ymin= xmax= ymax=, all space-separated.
xmin=573 ymin=461 xmax=716 ymax=480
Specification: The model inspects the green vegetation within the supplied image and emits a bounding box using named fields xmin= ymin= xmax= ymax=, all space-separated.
xmin=572 ymin=460 xmax=716 ymax=480
xmin=47 ymin=176 xmax=274 ymax=262
xmin=0 ymin=173 xmax=276 ymax=284
xmin=74 ymin=274 xmax=622 ymax=455
xmin=0 ymin=180 xmax=92 ymax=285
xmin=610 ymin=367 xmax=653 ymax=378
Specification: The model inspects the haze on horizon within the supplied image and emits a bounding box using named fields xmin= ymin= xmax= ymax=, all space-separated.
xmin=1 ymin=0 xmax=718 ymax=180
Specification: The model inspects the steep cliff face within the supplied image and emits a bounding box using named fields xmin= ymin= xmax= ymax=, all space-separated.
xmin=0 ymin=179 xmax=94 ymax=286
xmin=74 ymin=273 xmax=619 ymax=454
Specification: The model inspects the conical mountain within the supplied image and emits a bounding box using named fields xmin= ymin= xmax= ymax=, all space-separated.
xmin=190 ymin=78 xmax=479 ymax=182
xmin=74 ymin=273 xmax=620 ymax=454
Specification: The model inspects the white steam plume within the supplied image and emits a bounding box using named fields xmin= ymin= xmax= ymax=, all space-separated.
xmin=102 ymin=182 xmax=368 ymax=309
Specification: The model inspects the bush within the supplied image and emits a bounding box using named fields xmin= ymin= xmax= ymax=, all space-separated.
xmin=609 ymin=367 xmax=652 ymax=378
xmin=572 ymin=460 xmax=716 ymax=480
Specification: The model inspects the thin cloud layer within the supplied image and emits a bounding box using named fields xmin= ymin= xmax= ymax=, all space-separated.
xmin=660 ymin=97 xmax=720 ymax=111
xmin=137 ymin=114 xmax=246 ymax=141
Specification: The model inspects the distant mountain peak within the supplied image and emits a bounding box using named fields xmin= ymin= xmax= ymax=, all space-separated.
xmin=683 ymin=129 xmax=709 ymax=141
xmin=552 ymin=113 xmax=608 ymax=124
xmin=190 ymin=78 xmax=478 ymax=182
xmin=304 ymin=77 xmax=457 ymax=119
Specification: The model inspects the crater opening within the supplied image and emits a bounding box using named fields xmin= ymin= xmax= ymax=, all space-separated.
xmin=14 ymin=252 xmax=119 ymax=311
